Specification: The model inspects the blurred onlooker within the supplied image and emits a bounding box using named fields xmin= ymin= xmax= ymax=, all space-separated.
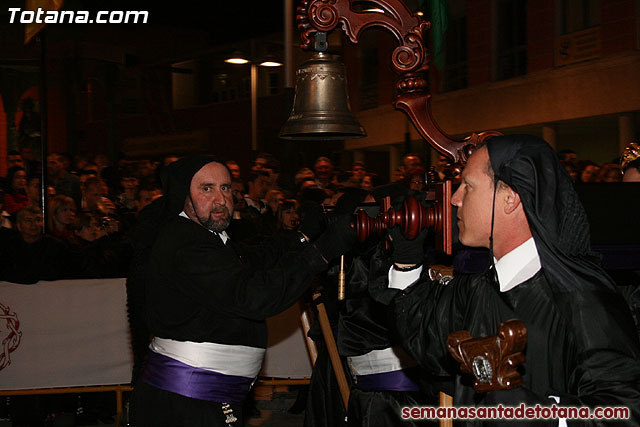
xmin=26 ymin=174 xmax=42 ymax=208
xmin=136 ymin=184 xmax=162 ymax=214
xmin=73 ymin=212 xmax=101 ymax=243
xmin=436 ymin=154 xmax=449 ymax=181
xmin=136 ymin=159 xmax=158 ymax=187
xmin=252 ymin=152 xmax=274 ymax=172
xmin=78 ymin=169 xmax=99 ymax=186
xmin=276 ymin=199 xmax=300 ymax=231
xmin=4 ymin=166 xmax=29 ymax=216
xmin=244 ymin=170 xmax=270 ymax=214
xmin=20 ymin=146 xmax=39 ymax=176
xmin=0 ymin=206 xmax=69 ymax=283
xmin=0 ymin=191 xmax=12 ymax=229
xmin=6 ymin=150 xmax=25 ymax=170
xmin=557 ymin=148 xmax=577 ymax=166
xmin=265 ymin=157 xmax=282 ymax=190
xmin=314 ymin=156 xmax=334 ymax=190
xmin=562 ymin=161 xmax=579 ymax=182
xmin=231 ymin=179 xmax=247 ymax=218
xmin=578 ymin=161 xmax=600 ymax=183
xmin=401 ymin=153 xmax=424 ymax=179
xmin=621 ymin=142 xmax=640 ymax=182
xmin=117 ymin=167 xmax=140 ymax=212
xmin=163 ymin=155 xmax=179 ymax=167
xmin=16 ymin=205 xmax=43 ymax=244
xmin=68 ymin=212 xmax=128 ymax=278
xmin=351 ymin=161 xmax=366 ymax=180
xmin=391 ymin=167 xmax=405 ymax=182
xmin=72 ymin=154 xmax=89 ymax=174
xmin=81 ymin=177 xmax=115 ymax=214
xmin=407 ymin=167 xmax=426 ymax=191
xmin=265 ymin=189 xmax=285 ymax=216
xmin=295 ymin=168 xmax=315 ymax=188
xmin=361 ymin=174 xmax=375 ymax=191
xmin=48 ymin=152 xmax=82 ymax=207
xmin=596 ymin=163 xmax=622 ymax=182
xmin=226 ymin=160 xmax=241 ymax=180
xmin=48 ymin=195 xmax=77 ymax=241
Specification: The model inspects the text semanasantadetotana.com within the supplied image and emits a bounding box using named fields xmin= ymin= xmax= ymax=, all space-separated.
xmin=402 ymin=404 xmax=630 ymax=421
xmin=8 ymin=8 xmax=148 ymax=24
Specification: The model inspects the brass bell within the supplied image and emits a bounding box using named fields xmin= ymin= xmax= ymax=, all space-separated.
xmin=280 ymin=52 xmax=366 ymax=140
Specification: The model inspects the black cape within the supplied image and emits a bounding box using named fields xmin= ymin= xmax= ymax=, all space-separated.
xmin=386 ymin=264 xmax=640 ymax=425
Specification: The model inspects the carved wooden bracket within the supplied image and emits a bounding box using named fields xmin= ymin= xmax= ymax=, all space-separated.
xmin=446 ymin=319 xmax=527 ymax=392
xmin=296 ymin=0 xmax=501 ymax=163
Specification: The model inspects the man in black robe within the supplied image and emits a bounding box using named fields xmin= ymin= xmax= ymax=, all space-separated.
xmin=129 ymin=157 xmax=355 ymax=427
xmin=304 ymin=188 xmax=438 ymax=427
xmin=377 ymin=135 xmax=640 ymax=425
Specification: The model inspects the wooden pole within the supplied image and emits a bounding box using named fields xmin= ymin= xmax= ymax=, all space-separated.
xmin=337 ymin=255 xmax=346 ymax=300
xmin=299 ymin=301 xmax=318 ymax=365
xmin=313 ymin=292 xmax=350 ymax=413
xmin=439 ymin=391 xmax=453 ymax=427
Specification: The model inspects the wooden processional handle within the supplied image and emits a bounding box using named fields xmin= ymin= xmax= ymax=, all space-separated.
xmin=313 ymin=292 xmax=351 ymax=413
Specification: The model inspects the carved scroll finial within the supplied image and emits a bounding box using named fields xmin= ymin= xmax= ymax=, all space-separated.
xmin=447 ymin=319 xmax=527 ymax=392
xmin=295 ymin=0 xmax=503 ymax=165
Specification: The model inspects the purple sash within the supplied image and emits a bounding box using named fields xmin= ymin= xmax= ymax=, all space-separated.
xmin=142 ymin=350 xmax=254 ymax=403
xmin=355 ymin=368 xmax=420 ymax=392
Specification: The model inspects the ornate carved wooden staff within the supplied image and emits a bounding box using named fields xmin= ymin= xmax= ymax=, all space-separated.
xmin=447 ymin=320 xmax=528 ymax=392
xmin=296 ymin=0 xmax=501 ymax=164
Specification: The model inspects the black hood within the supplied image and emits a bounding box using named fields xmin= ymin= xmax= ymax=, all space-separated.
xmin=133 ymin=156 xmax=220 ymax=250
xmin=161 ymin=156 xmax=219 ymax=217
xmin=485 ymin=134 xmax=615 ymax=292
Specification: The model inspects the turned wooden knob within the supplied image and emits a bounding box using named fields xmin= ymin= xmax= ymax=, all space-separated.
xmin=352 ymin=181 xmax=452 ymax=254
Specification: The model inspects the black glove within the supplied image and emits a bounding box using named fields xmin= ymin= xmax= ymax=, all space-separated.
xmin=314 ymin=214 xmax=357 ymax=263
xmin=389 ymin=225 xmax=428 ymax=265
xmin=299 ymin=201 xmax=326 ymax=241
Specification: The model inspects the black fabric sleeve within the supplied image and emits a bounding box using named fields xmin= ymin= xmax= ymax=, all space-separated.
xmin=173 ymin=238 xmax=327 ymax=320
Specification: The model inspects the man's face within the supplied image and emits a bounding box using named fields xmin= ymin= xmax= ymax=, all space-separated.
xmin=47 ymin=155 xmax=64 ymax=176
xmin=231 ymin=181 xmax=245 ymax=206
xmin=7 ymin=155 xmax=24 ymax=169
xmin=227 ymin=163 xmax=241 ymax=179
xmin=121 ymin=177 xmax=139 ymax=190
xmin=18 ymin=212 xmax=43 ymax=243
xmin=27 ymin=177 xmax=41 ymax=201
xmin=250 ymin=174 xmax=270 ymax=199
xmin=403 ymin=156 xmax=422 ymax=176
xmin=315 ymin=160 xmax=332 ymax=179
xmin=451 ymin=147 xmax=496 ymax=249
xmin=352 ymin=165 xmax=366 ymax=180
xmin=185 ymin=162 xmax=234 ymax=232
xmin=84 ymin=184 xmax=103 ymax=208
xmin=253 ymin=157 xmax=268 ymax=172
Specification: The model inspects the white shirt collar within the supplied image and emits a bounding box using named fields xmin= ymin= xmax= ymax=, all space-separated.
xmin=243 ymin=196 xmax=266 ymax=213
xmin=179 ymin=211 xmax=229 ymax=244
xmin=493 ymin=237 xmax=541 ymax=292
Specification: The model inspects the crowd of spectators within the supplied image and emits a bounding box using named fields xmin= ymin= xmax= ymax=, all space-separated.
xmin=0 ymin=144 xmax=637 ymax=285
xmin=557 ymin=148 xmax=640 ymax=183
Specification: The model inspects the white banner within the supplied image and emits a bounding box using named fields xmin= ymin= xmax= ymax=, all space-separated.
xmin=261 ymin=303 xmax=312 ymax=379
xmin=0 ymin=279 xmax=311 ymax=391
xmin=0 ymin=279 xmax=133 ymax=390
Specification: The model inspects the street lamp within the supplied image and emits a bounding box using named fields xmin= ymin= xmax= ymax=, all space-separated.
xmin=225 ymin=51 xmax=283 ymax=151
